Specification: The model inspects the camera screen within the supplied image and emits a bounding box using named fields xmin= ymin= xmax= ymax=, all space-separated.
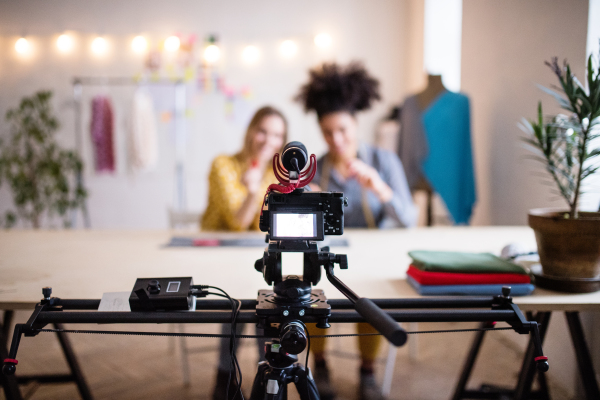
xmin=272 ymin=213 xmax=319 ymax=239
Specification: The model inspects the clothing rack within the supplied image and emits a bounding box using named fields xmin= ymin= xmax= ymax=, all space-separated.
xmin=71 ymin=77 xmax=189 ymax=228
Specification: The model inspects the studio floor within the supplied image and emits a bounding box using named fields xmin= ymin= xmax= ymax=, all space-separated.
xmin=2 ymin=316 xmax=572 ymax=400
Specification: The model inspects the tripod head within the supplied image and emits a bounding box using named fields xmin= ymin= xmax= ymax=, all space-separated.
xmin=254 ymin=141 xmax=408 ymax=349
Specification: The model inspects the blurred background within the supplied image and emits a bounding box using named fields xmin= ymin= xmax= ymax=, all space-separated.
xmin=0 ymin=0 xmax=597 ymax=229
xmin=1 ymin=1 xmax=600 ymax=399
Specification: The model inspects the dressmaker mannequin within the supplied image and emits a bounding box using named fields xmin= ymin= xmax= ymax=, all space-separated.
xmin=417 ymin=74 xmax=447 ymax=110
xmin=414 ymin=74 xmax=447 ymax=225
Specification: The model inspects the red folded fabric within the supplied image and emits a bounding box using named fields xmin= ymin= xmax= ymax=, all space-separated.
xmin=407 ymin=265 xmax=531 ymax=285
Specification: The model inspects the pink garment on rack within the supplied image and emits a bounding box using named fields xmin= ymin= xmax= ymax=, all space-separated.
xmin=90 ymin=96 xmax=115 ymax=172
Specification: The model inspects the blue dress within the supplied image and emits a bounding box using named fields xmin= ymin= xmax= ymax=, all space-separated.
xmin=422 ymin=91 xmax=476 ymax=225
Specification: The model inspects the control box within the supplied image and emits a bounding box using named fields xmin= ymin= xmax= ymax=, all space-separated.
xmin=129 ymin=277 xmax=194 ymax=311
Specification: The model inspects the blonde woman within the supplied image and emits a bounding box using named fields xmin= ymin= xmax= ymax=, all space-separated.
xmin=202 ymin=106 xmax=287 ymax=231
xmin=202 ymin=106 xmax=287 ymax=400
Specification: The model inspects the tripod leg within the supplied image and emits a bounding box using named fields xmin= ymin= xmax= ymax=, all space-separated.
xmin=250 ymin=362 xmax=272 ymax=400
xmin=0 ymin=320 xmax=23 ymax=400
xmin=293 ymin=364 xmax=320 ymax=400
xmin=250 ymin=362 xmax=292 ymax=400
xmin=250 ymin=363 xmax=265 ymax=400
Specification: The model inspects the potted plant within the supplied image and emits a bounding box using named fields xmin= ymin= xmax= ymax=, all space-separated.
xmin=521 ymin=52 xmax=600 ymax=289
xmin=0 ymin=91 xmax=87 ymax=228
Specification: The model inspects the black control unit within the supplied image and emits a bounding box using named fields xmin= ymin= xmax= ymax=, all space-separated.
xmin=129 ymin=277 xmax=194 ymax=311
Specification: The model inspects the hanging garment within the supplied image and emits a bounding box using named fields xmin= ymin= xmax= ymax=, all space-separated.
xmin=422 ymin=91 xmax=475 ymax=225
xmin=398 ymin=91 xmax=476 ymax=225
xmin=90 ymin=96 xmax=115 ymax=173
xmin=129 ymin=88 xmax=159 ymax=172
xmin=397 ymin=95 xmax=428 ymax=189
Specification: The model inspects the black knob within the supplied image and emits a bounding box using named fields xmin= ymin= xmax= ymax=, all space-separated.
xmin=337 ymin=255 xmax=348 ymax=269
xmin=536 ymin=360 xmax=549 ymax=372
xmin=147 ymin=280 xmax=160 ymax=294
xmin=255 ymin=259 xmax=264 ymax=273
xmin=42 ymin=287 xmax=52 ymax=299
xmin=280 ymin=323 xmax=307 ymax=355
xmin=502 ymin=286 xmax=511 ymax=297
xmin=3 ymin=362 xmax=17 ymax=375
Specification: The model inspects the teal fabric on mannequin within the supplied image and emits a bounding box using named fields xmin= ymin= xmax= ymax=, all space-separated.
xmin=422 ymin=91 xmax=476 ymax=224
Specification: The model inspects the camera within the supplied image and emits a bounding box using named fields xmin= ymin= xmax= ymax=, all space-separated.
xmin=260 ymin=191 xmax=346 ymax=240
xmin=259 ymin=141 xmax=346 ymax=240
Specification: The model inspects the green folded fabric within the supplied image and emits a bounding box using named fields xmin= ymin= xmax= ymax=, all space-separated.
xmin=408 ymin=251 xmax=528 ymax=275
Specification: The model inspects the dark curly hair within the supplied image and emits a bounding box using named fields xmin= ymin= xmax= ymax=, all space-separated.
xmin=295 ymin=61 xmax=381 ymax=119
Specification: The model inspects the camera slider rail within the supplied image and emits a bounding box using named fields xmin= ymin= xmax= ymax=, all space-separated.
xmin=2 ymin=286 xmax=549 ymax=377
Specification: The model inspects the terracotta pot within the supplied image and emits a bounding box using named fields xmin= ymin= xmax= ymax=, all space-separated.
xmin=528 ymin=208 xmax=600 ymax=279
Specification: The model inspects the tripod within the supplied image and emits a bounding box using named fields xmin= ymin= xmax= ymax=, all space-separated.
xmin=249 ymin=339 xmax=319 ymax=400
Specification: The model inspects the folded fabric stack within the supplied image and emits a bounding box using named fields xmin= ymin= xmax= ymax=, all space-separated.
xmin=407 ymin=250 xmax=534 ymax=296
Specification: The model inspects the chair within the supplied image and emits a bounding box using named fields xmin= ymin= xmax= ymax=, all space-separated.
xmin=167 ymin=207 xmax=203 ymax=229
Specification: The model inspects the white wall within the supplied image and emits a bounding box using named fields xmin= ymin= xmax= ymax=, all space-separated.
xmin=461 ymin=0 xmax=589 ymax=226
xmin=0 ymin=0 xmax=410 ymax=228
xmin=0 ymin=1 xmax=595 ymax=230
xmin=461 ymin=1 xmax=590 ymax=396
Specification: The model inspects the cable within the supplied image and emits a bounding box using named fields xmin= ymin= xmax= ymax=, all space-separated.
xmin=205 ymin=286 xmax=243 ymax=400
xmin=303 ymin=322 xmax=311 ymax=400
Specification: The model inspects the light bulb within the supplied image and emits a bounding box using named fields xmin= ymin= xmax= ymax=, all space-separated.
xmin=56 ymin=34 xmax=73 ymax=53
xmin=164 ymin=36 xmax=180 ymax=52
xmin=131 ymin=36 xmax=148 ymax=53
xmin=280 ymin=40 xmax=297 ymax=58
xmin=242 ymin=45 xmax=259 ymax=64
xmin=91 ymin=36 xmax=108 ymax=55
xmin=203 ymin=44 xmax=221 ymax=63
xmin=314 ymin=33 xmax=332 ymax=48
xmin=15 ymin=38 xmax=30 ymax=54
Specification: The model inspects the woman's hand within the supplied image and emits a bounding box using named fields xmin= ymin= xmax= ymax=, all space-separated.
xmin=241 ymin=165 xmax=264 ymax=195
xmin=348 ymin=159 xmax=393 ymax=203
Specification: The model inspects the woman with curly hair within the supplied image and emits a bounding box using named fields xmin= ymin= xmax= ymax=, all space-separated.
xmin=296 ymin=62 xmax=417 ymax=400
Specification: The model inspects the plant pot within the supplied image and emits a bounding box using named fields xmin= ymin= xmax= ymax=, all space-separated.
xmin=528 ymin=208 xmax=600 ymax=280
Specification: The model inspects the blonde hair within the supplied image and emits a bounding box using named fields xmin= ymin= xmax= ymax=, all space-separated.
xmin=237 ymin=106 xmax=288 ymax=161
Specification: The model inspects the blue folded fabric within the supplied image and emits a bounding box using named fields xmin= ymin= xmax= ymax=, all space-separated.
xmin=407 ymin=276 xmax=535 ymax=296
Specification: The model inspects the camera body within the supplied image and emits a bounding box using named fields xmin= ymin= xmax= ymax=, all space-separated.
xmin=259 ymin=190 xmax=346 ymax=241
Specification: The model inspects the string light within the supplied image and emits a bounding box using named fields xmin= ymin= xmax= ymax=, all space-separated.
xmin=164 ymin=36 xmax=180 ymax=52
xmin=314 ymin=33 xmax=332 ymax=48
xmin=242 ymin=45 xmax=259 ymax=64
xmin=203 ymin=44 xmax=220 ymax=63
xmin=280 ymin=40 xmax=297 ymax=58
xmin=15 ymin=37 xmax=30 ymax=54
xmin=131 ymin=36 xmax=148 ymax=54
xmin=56 ymin=34 xmax=73 ymax=53
xmin=12 ymin=32 xmax=338 ymax=62
xmin=91 ymin=36 xmax=108 ymax=55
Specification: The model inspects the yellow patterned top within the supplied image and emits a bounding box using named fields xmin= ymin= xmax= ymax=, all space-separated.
xmin=201 ymin=154 xmax=276 ymax=231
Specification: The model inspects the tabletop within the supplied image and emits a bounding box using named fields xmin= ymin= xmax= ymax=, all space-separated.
xmin=1 ymin=227 xmax=599 ymax=311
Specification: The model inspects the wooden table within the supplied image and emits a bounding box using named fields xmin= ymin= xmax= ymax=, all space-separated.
xmin=1 ymin=227 xmax=599 ymax=399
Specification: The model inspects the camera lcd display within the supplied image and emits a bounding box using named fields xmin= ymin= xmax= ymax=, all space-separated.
xmin=271 ymin=212 xmax=322 ymax=240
